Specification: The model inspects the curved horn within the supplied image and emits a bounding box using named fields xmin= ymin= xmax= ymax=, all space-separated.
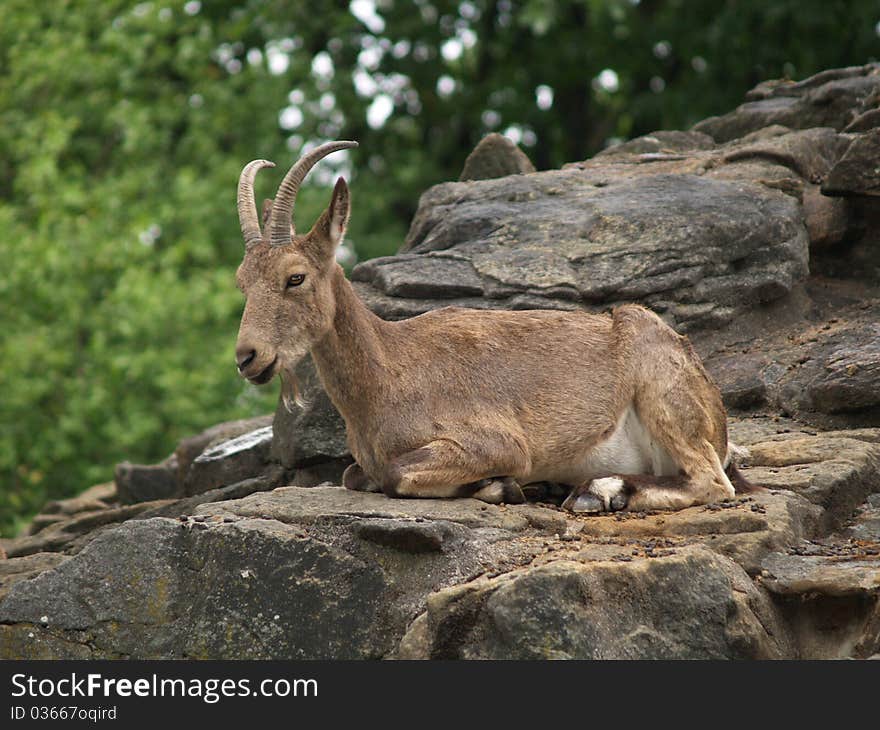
xmin=268 ymin=140 xmax=358 ymax=247
xmin=237 ymin=159 xmax=275 ymax=247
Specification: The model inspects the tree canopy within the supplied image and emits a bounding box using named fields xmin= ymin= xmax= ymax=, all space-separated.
xmin=1 ymin=0 xmax=878 ymax=534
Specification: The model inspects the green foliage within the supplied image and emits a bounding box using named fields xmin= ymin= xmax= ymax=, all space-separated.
xmin=1 ymin=0 xmax=878 ymax=535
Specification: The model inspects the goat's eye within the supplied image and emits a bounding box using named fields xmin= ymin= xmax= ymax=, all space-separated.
xmin=286 ymin=274 xmax=305 ymax=288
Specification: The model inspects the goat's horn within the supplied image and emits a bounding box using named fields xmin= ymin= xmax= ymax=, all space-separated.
xmin=238 ymin=159 xmax=275 ymax=248
xmin=268 ymin=140 xmax=358 ymax=247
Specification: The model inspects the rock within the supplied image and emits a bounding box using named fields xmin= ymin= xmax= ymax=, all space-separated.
xmin=742 ymin=434 xmax=880 ymax=531
xmin=702 ymin=292 xmax=880 ymax=426
xmin=759 ymin=550 xmax=880 ymax=658
xmin=182 ymin=426 xmax=277 ymax=497
xmin=174 ymin=414 xmax=273 ymax=484
xmin=352 ymin=519 xmax=464 ymax=553
xmin=396 ymin=546 xmax=790 ymax=659
xmin=597 ymin=130 xmax=716 ymax=157
xmin=0 ymin=490 xmax=552 ymax=659
xmin=802 ymin=185 xmax=850 ymax=249
xmin=459 ymin=133 xmax=536 ymax=181
xmin=356 ymin=172 xmax=808 ymax=333
xmin=823 ymin=129 xmax=880 ymax=196
xmin=115 ymin=456 xmax=178 ymax=504
xmin=2 ymin=501 xmax=174 ymax=559
xmin=270 ymin=356 xmax=349 ymax=470
xmin=0 ymin=552 xmax=69 ymax=602
xmin=39 ymin=482 xmax=116 ymax=516
xmin=693 ymin=64 xmax=880 ymax=142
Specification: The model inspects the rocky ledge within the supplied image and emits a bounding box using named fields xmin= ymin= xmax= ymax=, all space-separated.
xmin=2 ymin=65 xmax=880 ymax=660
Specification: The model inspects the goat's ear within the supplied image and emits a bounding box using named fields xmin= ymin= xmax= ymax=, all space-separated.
xmin=326 ymin=176 xmax=350 ymax=248
xmin=304 ymin=177 xmax=350 ymax=263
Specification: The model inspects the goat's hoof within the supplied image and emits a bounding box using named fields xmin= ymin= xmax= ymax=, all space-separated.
xmin=610 ymin=493 xmax=628 ymax=511
xmin=568 ymin=493 xmax=604 ymax=513
xmin=562 ymin=477 xmax=628 ymax=513
xmin=342 ymin=463 xmax=381 ymax=493
xmin=472 ymin=477 xmax=525 ymax=505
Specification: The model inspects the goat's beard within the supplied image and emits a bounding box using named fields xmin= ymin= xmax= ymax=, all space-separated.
xmin=279 ymin=367 xmax=304 ymax=413
xmin=278 ymin=347 xmax=311 ymax=413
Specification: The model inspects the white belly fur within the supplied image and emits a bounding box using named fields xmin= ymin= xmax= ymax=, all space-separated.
xmin=576 ymin=405 xmax=678 ymax=482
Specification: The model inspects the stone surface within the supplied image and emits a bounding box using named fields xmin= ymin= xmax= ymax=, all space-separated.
xmin=396 ymin=546 xmax=790 ymax=659
xmin=459 ymin=133 xmax=536 ymax=181
xmin=823 ymin=129 xmax=880 ymax=197
xmin=174 ymin=415 xmax=273 ymax=484
xmin=183 ymin=426 xmax=277 ymax=497
xmin=115 ymin=457 xmax=178 ymax=504
xmin=354 ymin=171 xmax=808 ymax=333
xmin=702 ymin=282 xmax=880 ymax=426
xmin=4 ymin=410 xmax=878 ymax=660
xmin=693 ymin=64 xmax=880 ymax=142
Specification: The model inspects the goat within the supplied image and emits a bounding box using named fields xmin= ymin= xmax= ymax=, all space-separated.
xmin=233 ymin=141 xmax=751 ymax=513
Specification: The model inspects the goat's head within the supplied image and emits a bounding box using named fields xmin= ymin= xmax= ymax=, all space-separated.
xmin=234 ymin=141 xmax=357 ymax=399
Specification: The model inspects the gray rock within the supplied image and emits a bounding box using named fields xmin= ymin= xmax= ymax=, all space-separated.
xmin=182 ymin=426 xmax=276 ymax=497
xmin=357 ymin=172 xmax=808 ymax=333
xmin=397 ymin=546 xmax=791 ymax=659
xmin=694 ymin=64 xmax=880 ymax=142
xmin=115 ymin=456 xmax=178 ymax=504
xmin=759 ymin=550 xmax=880 ymax=658
xmin=174 ymin=414 xmax=273 ymax=484
xmin=459 ymin=133 xmax=536 ymax=181
xmin=823 ymin=129 xmax=880 ymax=196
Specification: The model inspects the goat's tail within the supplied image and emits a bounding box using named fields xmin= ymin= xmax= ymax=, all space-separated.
xmin=724 ymin=442 xmax=760 ymax=494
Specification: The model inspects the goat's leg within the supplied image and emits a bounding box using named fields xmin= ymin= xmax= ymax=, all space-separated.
xmin=381 ymin=435 xmax=530 ymax=500
xmin=563 ymin=439 xmax=734 ymax=513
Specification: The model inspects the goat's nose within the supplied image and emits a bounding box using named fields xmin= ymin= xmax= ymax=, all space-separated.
xmin=236 ymin=347 xmax=256 ymax=372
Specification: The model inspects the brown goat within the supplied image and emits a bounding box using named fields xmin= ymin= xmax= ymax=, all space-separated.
xmin=234 ymin=141 xmax=746 ymax=513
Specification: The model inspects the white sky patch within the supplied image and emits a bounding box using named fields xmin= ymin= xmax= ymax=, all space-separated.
xmin=536 ymin=84 xmax=553 ymax=110
xmin=459 ymin=28 xmax=477 ymax=49
xmin=279 ymin=106 xmax=303 ymax=130
xmin=350 ymin=0 xmax=385 ymax=33
xmin=503 ymin=125 xmax=523 ymax=145
xmin=392 ymin=39 xmax=411 ymax=58
xmin=653 ymin=40 xmax=671 ymax=59
xmin=441 ymin=38 xmax=463 ymax=62
xmin=312 ymin=52 xmax=334 ymax=80
xmin=367 ymin=94 xmax=394 ymax=129
xmin=288 ymin=89 xmax=305 ymax=105
xmin=436 ymin=75 xmax=455 ymax=97
xmin=267 ymin=47 xmax=290 ymax=75
xmin=595 ymin=68 xmax=619 ymax=93
xmin=482 ymin=109 xmax=500 ymax=128
xmin=521 ymin=128 xmax=537 ymax=147
xmin=183 ymin=1 xmax=200 ymax=15
xmin=247 ymin=48 xmax=263 ymax=66
xmin=358 ymin=45 xmax=383 ymax=71
xmin=353 ymin=68 xmax=379 ymax=97
xmin=650 ymin=76 xmax=665 ymax=93
xmin=460 ymin=2 xmax=479 ymax=20
xmin=691 ymin=56 xmax=707 ymax=73
xmin=319 ymin=92 xmax=336 ymax=112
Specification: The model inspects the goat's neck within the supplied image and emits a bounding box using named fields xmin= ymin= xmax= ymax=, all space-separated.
xmin=310 ymin=265 xmax=388 ymax=418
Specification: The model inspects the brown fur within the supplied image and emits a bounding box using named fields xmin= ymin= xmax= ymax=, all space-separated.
xmin=235 ymin=152 xmax=743 ymax=513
